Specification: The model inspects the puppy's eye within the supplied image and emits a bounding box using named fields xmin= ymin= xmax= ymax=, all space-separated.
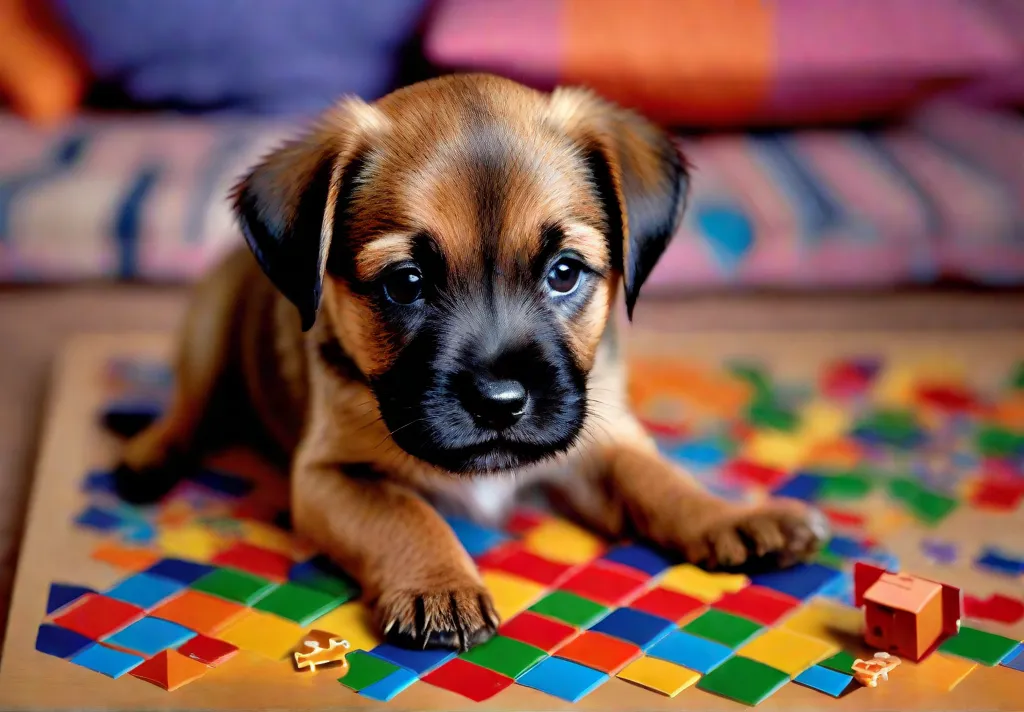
xmin=382 ymin=267 xmax=423 ymax=305
xmin=546 ymin=258 xmax=584 ymax=296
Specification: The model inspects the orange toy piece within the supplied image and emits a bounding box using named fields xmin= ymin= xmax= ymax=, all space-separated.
xmin=292 ymin=630 xmax=351 ymax=673
xmin=853 ymin=562 xmax=962 ymax=662
xmin=852 ymin=652 xmax=902 ymax=688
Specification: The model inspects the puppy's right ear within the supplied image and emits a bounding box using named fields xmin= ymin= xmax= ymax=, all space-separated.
xmin=230 ymin=98 xmax=384 ymax=331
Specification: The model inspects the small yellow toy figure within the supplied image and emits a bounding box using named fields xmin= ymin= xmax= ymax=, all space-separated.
xmin=293 ymin=630 xmax=351 ymax=674
xmin=852 ymin=652 xmax=902 ymax=688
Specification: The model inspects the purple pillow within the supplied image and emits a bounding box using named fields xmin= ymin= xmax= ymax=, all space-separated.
xmin=53 ymin=0 xmax=429 ymax=116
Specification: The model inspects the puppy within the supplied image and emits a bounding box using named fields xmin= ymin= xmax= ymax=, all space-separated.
xmin=115 ymin=73 xmax=827 ymax=651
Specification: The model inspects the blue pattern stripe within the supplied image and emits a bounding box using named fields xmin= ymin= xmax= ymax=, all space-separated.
xmin=115 ymin=166 xmax=162 ymax=279
xmin=0 ymin=134 xmax=89 ymax=241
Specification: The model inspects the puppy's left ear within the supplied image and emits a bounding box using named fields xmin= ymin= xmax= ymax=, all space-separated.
xmin=549 ymin=88 xmax=690 ymax=319
xmin=230 ymin=98 xmax=383 ymax=331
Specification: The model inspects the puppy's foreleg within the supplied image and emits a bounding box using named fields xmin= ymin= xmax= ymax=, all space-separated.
xmin=557 ymin=429 xmax=828 ymax=570
xmin=292 ymin=451 xmax=499 ymax=650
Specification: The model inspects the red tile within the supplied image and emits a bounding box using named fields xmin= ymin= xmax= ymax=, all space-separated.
xmin=964 ymin=593 xmax=1024 ymax=625
xmin=422 ymin=658 xmax=513 ymax=701
xmin=555 ymin=631 xmax=641 ymax=674
xmin=971 ymin=476 xmax=1024 ymax=512
xmin=130 ymin=650 xmax=210 ymax=691
xmin=916 ymin=385 xmax=978 ymax=413
xmin=211 ymin=542 xmax=292 ymax=581
xmin=821 ymin=507 xmax=865 ymax=530
xmin=52 ymin=594 xmax=143 ymax=640
xmin=724 ymin=460 xmax=787 ymax=489
xmin=504 ymin=508 xmax=550 ymax=536
xmin=558 ymin=561 xmax=648 ymax=605
xmin=480 ymin=547 xmax=574 ymax=586
xmin=500 ymin=612 xmax=578 ymax=652
xmin=629 ymin=587 xmax=705 ymax=622
xmin=177 ymin=634 xmax=239 ymax=666
xmin=712 ymin=585 xmax=800 ymax=625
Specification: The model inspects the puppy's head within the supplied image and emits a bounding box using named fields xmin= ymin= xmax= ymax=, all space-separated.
xmin=232 ymin=74 xmax=688 ymax=474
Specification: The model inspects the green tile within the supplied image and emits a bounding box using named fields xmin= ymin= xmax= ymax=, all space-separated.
xmin=338 ymin=650 xmax=401 ymax=691
xmin=297 ymin=571 xmax=360 ymax=601
xmin=728 ymin=363 xmax=774 ymax=401
xmin=976 ymin=425 xmax=1024 ymax=458
xmin=697 ymin=656 xmax=790 ymax=705
xmin=460 ymin=635 xmax=546 ymax=678
xmin=747 ymin=398 xmax=799 ymax=432
xmin=887 ymin=478 xmax=958 ymax=525
xmin=682 ymin=609 xmax=763 ymax=649
xmin=857 ymin=409 xmax=921 ymax=446
xmin=815 ymin=549 xmax=844 ymax=569
xmin=528 ymin=591 xmax=608 ymax=628
xmin=818 ymin=650 xmax=857 ymax=675
xmin=938 ymin=626 xmax=1019 ymax=666
xmin=191 ymin=567 xmax=275 ymax=605
xmin=253 ymin=582 xmax=344 ymax=625
xmin=818 ymin=473 xmax=874 ymax=501
xmin=1012 ymin=362 xmax=1024 ymax=390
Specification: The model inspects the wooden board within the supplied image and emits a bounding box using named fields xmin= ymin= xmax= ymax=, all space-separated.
xmin=0 ymin=330 xmax=1022 ymax=711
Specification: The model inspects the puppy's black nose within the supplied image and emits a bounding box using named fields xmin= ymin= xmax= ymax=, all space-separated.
xmin=463 ymin=375 xmax=528 ymax=430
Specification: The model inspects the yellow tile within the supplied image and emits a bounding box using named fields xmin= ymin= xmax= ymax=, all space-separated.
xmin=743 ymin=430 xmax=809 ymax=471
xmin=659 ymin=564 xmax=748 ymax=602
xmin=617 ymin=656 xmax=701 ymax=698
xmin=481 ymin=570 xmax=546 ymax=621
xmin=308 ymin=602 xmax=381 ymax=651
xmin=739 ymin=628 xmax=836 ymax=675
xmin=782 ymin=600 xmax=863 ymax=645
xmin=799 ymin=401 xmax=850 ymax=442
xmin=157 ymin=524 xmax=224 ymax=561
xmin=239 ymin=520 xmax=294 ymax=555
xmin=915 ymin=653 xmax=977 ymax=691
xmin=218 ymin=610 xmax=306 ymax=660
xmin=873 ymin=359 xmax=965 ymax=408
xmin=521 ymin=519 xmax=605 ymax=564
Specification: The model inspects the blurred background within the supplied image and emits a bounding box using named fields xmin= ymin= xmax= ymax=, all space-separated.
xmin=1 ymin=0 xmax=1023 ymax=624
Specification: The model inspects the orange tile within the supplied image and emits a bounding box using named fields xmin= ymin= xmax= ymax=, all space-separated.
xmin=804 ymin=438 xmax=863 ymax=469
xmin=555 ymin=631 xmax=642 ymax=674
xmin=91 ymin=543 xmax=161 ymax=573
xmin=149 ymin=590 xmax=247 ymax=635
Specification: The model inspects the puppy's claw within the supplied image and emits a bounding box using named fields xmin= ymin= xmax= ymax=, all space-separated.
xmin=376 ymin=586 xmax=498 ymax=652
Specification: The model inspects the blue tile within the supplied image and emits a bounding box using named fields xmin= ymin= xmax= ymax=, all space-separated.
xmin=795 ymin=665 xmax=854 ymax=697
xmin=369 ymin=644 xmax=456 ymax=675
xmin=122 ymin=521 xmax=157 ymax=545
xmin=825 ymin=535 xmax=869 ymax=560
xmin=359 ymin=668 xmax=419 ymax=701
xmin=70 ymin=644 xmax=144 ymax=678
xmin=1001 ymin=644 xmax=1024 ymax=672
xmin=444 ymin=516 xmax=509 ymax=557
xmin=819 ymin=570 xmax=854 ymax=607
xmin=144 ymin=558 xmax=215 ymax=585
xmin=976 ymin=547 xmax=1024 ymax=577
xmin=588 ymin=608 xmax=674 ymax=649
xmin=187 ymin=468 xmax=254 ymax=497
xmin=647 ymin=631 xmax=733 ymax=674
xmin=46 ymin=583 xmax=95 ymax=615
xmin=106 ymin=573 xmax=184 ymax=609
xmin=751 ymin=562 xmax=842 ymax=600
xmin=82 ymin=470 xmax=117 ymax=494
xmin=517 ymin=657 xmax=608 ymax=703
xmin=669 ymin=440 xmax=727 ymax=469
xmin=103 ymin=617 xmax=195 ymax=656
xmin=771 ymin=473 xmax=824 ymax=502
xmin=35 ymin=624 xmax=93 ymax=659
xmin=74 ymin=505 xmax=123 ymax=532
xmin=601 ymin=544 xmax=672 ymax=577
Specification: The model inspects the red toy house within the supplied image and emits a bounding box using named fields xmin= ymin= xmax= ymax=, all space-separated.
xmin=853 ymin=562 xmax=963 ymax=662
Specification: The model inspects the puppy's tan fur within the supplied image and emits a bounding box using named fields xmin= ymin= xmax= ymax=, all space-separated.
xmin=119 ymin=74 xmax=826 ymax=650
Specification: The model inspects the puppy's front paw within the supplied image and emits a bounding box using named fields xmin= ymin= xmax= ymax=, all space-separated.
xmin=375 ymin=583 xmax=499 ymax=651
xmin=683 ymin=499 xmax=829 ymax=572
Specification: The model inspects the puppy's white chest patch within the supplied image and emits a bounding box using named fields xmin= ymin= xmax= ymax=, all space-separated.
xmin=430 ymin=474 xmax=536 ymax=529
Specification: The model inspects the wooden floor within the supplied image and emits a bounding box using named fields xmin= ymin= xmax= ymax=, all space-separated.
xmin=0 ymin=285 xmax=1022 ymax=648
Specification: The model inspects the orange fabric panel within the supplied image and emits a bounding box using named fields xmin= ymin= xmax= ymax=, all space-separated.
xmin=0 ymin=0 xmax=86 ymax=125
xmin=563 ymin=0 xmax=774 ymax=125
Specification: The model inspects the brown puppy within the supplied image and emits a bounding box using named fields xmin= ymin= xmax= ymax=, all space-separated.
xmin=115 ymin=73 xmax=827 ymax=651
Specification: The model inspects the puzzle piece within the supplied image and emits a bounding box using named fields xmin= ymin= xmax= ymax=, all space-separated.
xmin=293 ymin=629 xmax=351 ymax=672
xmin=852 ymin=652 xmax=901 ymax=687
